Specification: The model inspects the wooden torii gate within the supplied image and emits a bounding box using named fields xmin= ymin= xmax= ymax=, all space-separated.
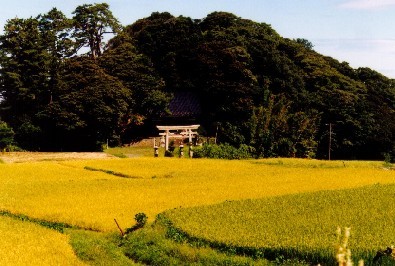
xmin=156 ymin=125 xmax=200 ymax=150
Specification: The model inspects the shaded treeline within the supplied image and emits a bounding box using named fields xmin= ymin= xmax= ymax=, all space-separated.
xmin=0 ymin=4 xmax=394 ymax=159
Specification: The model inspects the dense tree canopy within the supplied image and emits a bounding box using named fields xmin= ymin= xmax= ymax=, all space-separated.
xmin=72 ymin=3 xmax=121 ymax=58
xmin=0 ymin=5 xmax=394 ymax=159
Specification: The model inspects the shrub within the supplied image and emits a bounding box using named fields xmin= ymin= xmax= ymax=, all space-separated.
xmin=0 ymin=121 xmax=14 ymax=150
xmin=383 ymin=153 xmax=393 ymax=167
xmin=125 ymin=213 xmax=148 ymax=234
xmin=4 ymin=145 xmax=24 ymax=152
xmin=164 ymin=150 xmax=174 ymax=157
xmin=193 ymin=143 xmax=253 ymax=159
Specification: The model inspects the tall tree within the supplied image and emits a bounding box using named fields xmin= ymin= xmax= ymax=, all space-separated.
xmin=72 ymin=3 xmax=121 ymax=59
xmin=37 ymin=8 xmax=74 ymax=102
xmin=248 ymin=95 xmax=319 ymax=158
xmin=126 ymin=12 xmax=202 ymax=91
xmin=0 ymin=17 xmax=47 ymax=128
xmin=37 ymin=57 xmax=131 ymax=150
xmin=0 ymin=12 xmax=74 ymax=150
xmin=100 ymin=38 xmax=171 ymax=135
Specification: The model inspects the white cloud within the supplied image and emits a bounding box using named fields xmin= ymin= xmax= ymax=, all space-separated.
xmin=339 ymin=0 xmax=395 ymax=9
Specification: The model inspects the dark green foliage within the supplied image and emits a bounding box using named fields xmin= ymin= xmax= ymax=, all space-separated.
xmin=0 ymin=210 xmax=75 ymax=233
xmin=0 ymin=7 xmax=393 ymax=158
xmin=99 ymin=39 xmax=171 ymax=141
xmin=193 ymin=143 xmax=253 ymax=159
xmin=0 ymin=121 xmax=14 ymax=150
xmin=0 ymin=17 xmax=48 ymax=131
xmin=37 ymin=57 xmax=131 ymax=150
xmin=125 ymin=213 xmax=148 ymax=234
xmin=84 ymin=166 xmax=142 ymax=178
xmin=164 ymin=150 xmax=175 ymax=157
xmin=247 ymin=95 xmax=319 ymax=158
xmin=383 ymin=153 xmax=394 ymax=167
xmin=165 ymin=140 xmax=176 ymax=157
xmin=72 ymin=3 xmax=121 ymax=58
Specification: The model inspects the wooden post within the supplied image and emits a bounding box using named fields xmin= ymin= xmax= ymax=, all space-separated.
xmin=188 ymin=129 xmax=192 ymax=143
xmin=165 ymin=130 xmax=169 ymax=151
xmin=114 ymin=219 xmax=124 ymax=237
xmin=160 ymin=136 xmax=165 ymax=147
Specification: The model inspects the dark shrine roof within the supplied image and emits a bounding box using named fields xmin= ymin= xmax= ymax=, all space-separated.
xmin=167 ymin=91 xmax=201 ymax=118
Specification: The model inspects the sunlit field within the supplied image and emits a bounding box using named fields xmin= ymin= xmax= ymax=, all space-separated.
xmin=0 ymin=216 xmax=83 ymax=265
xmin=162 ymin=184 xmax=395 ymax=265
xmin=1 ymin=157 xmax=393 ymax=232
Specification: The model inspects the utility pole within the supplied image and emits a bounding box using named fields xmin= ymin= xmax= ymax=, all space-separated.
xmin=214 ymin=123 xmax=219 ymax=144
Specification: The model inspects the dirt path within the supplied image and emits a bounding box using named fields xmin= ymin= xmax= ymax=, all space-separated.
xmin=0 ymin=152 xmax=114 ymax=163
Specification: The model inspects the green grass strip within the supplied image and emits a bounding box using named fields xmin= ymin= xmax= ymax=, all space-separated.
xmin=0 ymin=210 xmax=78 ymax=233
xmin=84 ymin=166 xmax=142 ymax=178
xmin=0 ymin=210 xmax=140 ymax=265
xmin=121 ymin=221 xmax=281 ymax=266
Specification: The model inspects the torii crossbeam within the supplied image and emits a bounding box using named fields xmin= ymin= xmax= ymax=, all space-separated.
xmin=156 ymin=125 xmax=200 ymax=150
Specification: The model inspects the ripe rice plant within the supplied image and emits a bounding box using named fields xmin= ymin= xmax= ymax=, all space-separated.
xmin=0 ymin=158 xmax=394 ymax=232
xmin=0 ymin=216 xmax=83 ymax=265
xmin=161 ymin=184 xmax=395 ymax=265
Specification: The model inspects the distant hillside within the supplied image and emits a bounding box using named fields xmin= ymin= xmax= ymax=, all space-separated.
xmin=108 ymin=11 xmax=394 ymax=160
xmin=0 ymin=6 xmax=393 ymax=159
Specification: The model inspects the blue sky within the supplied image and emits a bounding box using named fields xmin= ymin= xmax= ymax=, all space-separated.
xmin=1 ymin=0 xmax=395 ymax=78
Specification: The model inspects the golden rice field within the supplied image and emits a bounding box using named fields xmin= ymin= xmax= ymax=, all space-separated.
xmin=0 ymin=216 xmax=83 ymax=265
xmin=0 ymin=155 xmax=394 ymax=264
xmin=1 ymin=157 xmax=394 ymax=232
xmin=161 ymin=184 xmax=395 ymax=264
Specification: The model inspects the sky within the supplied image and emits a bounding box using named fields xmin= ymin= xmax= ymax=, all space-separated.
xmin=1 ymin=0 xmax=395 ymax=78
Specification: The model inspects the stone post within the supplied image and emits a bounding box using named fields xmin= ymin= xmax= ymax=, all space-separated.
xmin=154 ymin=138 xmax=159 ymax=157
xmin=179 ymin=143 xmax=184 ymax=158
xmin=189 ymin=143 xmax=193 ymax=158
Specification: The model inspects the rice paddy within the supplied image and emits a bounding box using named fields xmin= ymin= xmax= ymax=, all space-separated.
xmin=161 ymin=184 xmax=395 ymax=265
xmin=1 ymin=158 xmax=394 ymax=232
xmin=0 ymin=216 xmax=83 ymax=265
xmin=0 ymin=155 xmax=394 ymax=264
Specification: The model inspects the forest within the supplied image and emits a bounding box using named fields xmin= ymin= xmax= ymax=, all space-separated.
xmin=0 ymin=3 xmax=394 ymax=160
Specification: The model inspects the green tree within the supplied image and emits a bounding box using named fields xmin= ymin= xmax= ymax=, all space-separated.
xmin=0 ymin=12 xmax=73 ymax=150
xmin=354 ymin=67 xmax=395 ymax=159
xmin=100 ymin=37 xmax=172 ymax=141
xmin=0 ymin=17 xmax=47 ymax=133
xmin=38 ymin=57 xmax=131 ymax=151
xmin=0 ymin=121 xmax=14 ymax=150
xmin=100 ymin=38 xmax=170 ymax=119
xmin=249 ymin=95 xmax=319 ymax=158
xmin=295 ymin=38 xmax=314 ymax=50
xmin=126 ymin=12 xmax=202 ymax=91
xmin=72 ymin=3 xmax=121 ymax=59
xmin=37 ymin=8 xmax=74 ymax=102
